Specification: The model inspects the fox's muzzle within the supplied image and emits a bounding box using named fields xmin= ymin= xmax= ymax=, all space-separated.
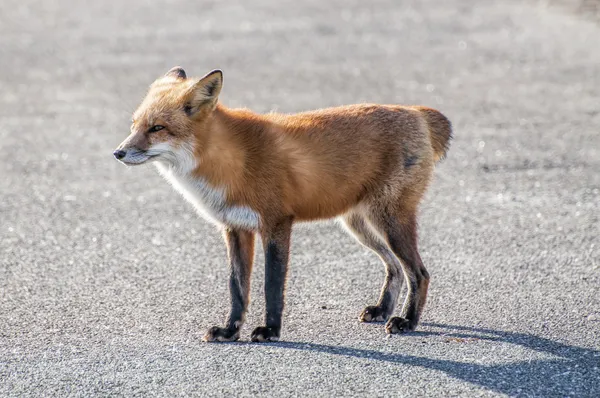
xmin=112 ymin=146 xmax=157 ymax=166
xmin=114 ymin=130 xmax=155 ymax=165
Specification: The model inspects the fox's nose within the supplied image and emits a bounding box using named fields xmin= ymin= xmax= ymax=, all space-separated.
xmin=113 ymin=150 xmax=126 ymax=160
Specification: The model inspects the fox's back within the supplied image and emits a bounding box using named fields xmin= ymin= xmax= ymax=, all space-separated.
xmin=272 ymin=104 xmax=426 ymax=139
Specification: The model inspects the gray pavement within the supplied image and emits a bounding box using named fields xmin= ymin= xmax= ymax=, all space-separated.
xmin=1 ymin=0 xmax=599 ymax=396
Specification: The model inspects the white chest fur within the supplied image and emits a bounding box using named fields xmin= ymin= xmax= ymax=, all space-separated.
xmin=153 ymin=145 xmax=261 ymax=231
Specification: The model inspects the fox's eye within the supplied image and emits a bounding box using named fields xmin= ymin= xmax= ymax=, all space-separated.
xmin=148 ymin=125 xmax=165 ymax=133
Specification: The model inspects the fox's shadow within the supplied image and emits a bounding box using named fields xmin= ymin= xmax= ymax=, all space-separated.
xmin=261 ymin=323 xmax=600 ymax=397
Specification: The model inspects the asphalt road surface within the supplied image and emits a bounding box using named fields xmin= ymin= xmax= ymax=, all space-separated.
xmin=1 ymin=0 xmax=599 ymax=396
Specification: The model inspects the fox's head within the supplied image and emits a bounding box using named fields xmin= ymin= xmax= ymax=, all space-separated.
xmin=114 ymin=67 xmax=223 ymax=167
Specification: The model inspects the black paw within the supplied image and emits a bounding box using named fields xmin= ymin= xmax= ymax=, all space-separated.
xmin=250 ymin=326 xmax=280 ymax=342
xmin=203 ymin=326 xmax=240 ymax=342
xmin=385 ymin=317 xmax=417 ymax=334
xmin=359 ymin=305 xmax=390 ymax=322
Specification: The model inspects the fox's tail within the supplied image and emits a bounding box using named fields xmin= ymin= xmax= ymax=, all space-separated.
xmin=415 ymin=106 xmax=452 ymax=163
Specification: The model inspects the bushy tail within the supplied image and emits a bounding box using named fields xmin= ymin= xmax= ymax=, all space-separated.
xmin=415 ymin=106 xmax=452 ymax=163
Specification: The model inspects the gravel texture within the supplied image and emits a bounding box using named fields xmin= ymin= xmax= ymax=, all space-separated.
xmin=1 ymin=0 xmax=599 ymax=396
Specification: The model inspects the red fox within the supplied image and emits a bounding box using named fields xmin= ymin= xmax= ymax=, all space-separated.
xmin=114 ymin=67 xmax=452 ymax=342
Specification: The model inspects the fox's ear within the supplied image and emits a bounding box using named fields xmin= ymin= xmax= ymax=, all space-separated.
xmin=185 ymin=70 xmax=223 ymax=115
xmin=165 ymin=66 xmax=187 ymax=80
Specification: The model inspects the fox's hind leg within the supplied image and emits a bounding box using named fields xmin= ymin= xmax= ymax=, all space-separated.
xmin=343 ymin=212 xmax=403 ymax=323
xmin=367 ymin=204 xmax=430 ymax=333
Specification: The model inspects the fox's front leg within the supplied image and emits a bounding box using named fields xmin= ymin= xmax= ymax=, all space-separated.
xmin=203 ymin=228 xmax=255 ymax=342
xmin=251 ymin=218 xmax=293 ymax=342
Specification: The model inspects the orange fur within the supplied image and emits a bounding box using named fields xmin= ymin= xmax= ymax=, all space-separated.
xmin=201 ymin=104 xmax=445 ymax=226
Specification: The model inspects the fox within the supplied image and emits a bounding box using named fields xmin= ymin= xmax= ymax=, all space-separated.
xmin=114 ymin=67 xmax=452 ymax=342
